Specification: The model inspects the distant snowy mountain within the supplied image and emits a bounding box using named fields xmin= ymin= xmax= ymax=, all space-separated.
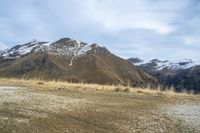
xmin=128 ymin=58 xmax=196 ymax=71
xmin=128 ymin=57 xmax=200 ymax=93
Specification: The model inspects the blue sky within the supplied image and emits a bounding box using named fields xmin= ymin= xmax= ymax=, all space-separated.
xmin=0 ymin=0 xmax=200 ymax=61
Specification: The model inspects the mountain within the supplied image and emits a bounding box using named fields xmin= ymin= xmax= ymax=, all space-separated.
xmin=0 ymin=38 xmax=158 ymax=87
xmin=128 ymin=58 xmax=200 ymax=93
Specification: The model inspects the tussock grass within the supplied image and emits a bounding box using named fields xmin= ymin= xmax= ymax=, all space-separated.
xmin=0 ymin=77 xmax=195 ymax=96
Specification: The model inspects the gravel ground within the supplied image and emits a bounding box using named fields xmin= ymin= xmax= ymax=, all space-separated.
xmin=164 ymin=103 xmax=200 ymax=133
xmin=0 ymin=86 xmax=198 ymax=133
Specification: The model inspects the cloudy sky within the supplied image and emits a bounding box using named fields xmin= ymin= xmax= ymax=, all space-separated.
xmin=0 ymin=0 xmax=200 ymax=61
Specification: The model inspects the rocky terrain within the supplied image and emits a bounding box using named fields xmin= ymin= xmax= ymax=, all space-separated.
xmin=164 ymin=103 xmax=200 ymax=132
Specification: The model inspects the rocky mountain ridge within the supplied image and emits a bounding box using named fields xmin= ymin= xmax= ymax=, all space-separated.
xmin=0 ymin=38 xmax=158 ymax=87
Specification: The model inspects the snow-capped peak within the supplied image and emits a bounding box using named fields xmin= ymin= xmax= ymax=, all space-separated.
xmin=0 ymin=38 xmax=107 ymax=63
xmin=43 ymin=38 xmax=106 ymax=66
xmin=129 ymin=58 xmax=196 ymax=70
xmin=128 ymin=58 xmax=144 ymax=66
xmin=0 ymin=40 xmax=50 ymax=59
xmin=48 ymin=38 xmax=91 ymax=56
xmin=151 ymin=58 xmax=195 ymax=70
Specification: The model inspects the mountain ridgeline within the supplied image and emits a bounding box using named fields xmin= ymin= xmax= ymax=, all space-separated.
xmin=128 ymin=58 xmax=200 ymax=93
xmin=0 ymin=38 xmax=158 ymax=87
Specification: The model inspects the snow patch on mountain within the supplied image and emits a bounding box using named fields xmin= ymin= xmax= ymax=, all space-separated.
xmin=0 ymin=38 xmax=104 ymax=66
xmin=0 ymin=39 xmax=50 ymax=59
xmin=67 ymin=44 xmax=93 ymax=66
xmin=48 ymin=39 xmax=92 ymax=56
xmin=154 ymin=59 xmax=195 ymax=70
xmin=129 ymin=58 xmax=196 ymax=70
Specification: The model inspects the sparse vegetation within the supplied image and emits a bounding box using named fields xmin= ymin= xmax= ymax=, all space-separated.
xmin=0 ymin=77 xmax=196 ymax=96
xmin=123 ymin=87 xmax=130 ymax=92
xmin=37 ymin=81 xmax=45 ymax=85
xmin=114 ymin=87 xmax=121 ymax=92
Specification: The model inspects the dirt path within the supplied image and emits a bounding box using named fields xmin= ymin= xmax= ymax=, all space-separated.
xmin=0 ymin=86 xmax=197 ymax=133
xmin=164 ymin=103 xmax=200 ymax=133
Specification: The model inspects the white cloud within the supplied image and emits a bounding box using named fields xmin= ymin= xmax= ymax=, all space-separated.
xmin=80 ymin=0 xmax=188 ymax=34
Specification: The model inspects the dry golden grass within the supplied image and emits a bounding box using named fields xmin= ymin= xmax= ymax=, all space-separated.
xmin=0 ymin=77 xmax=195 ymax=97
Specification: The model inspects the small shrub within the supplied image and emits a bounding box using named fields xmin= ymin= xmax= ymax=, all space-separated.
xmin=114 ymin=87 xmax=121 ymax=92
xmin=58 ymin=87 xmax=65 ymax=90
xmin=124 ymin=88 xmax=130 ymax=92
xmin=137 ymin=90 xmax=144 ymax=94
xmin=37 ymin=81 xmax=44 ymax=85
